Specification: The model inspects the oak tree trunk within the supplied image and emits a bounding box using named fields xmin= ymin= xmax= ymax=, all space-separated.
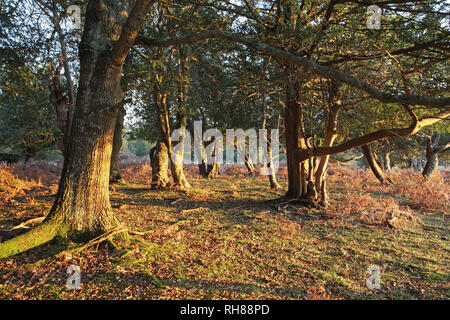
xmin=314 ymin=81 xmax=341 ymax=205
xmin=0 ymin=0 xmax=152 ymax=257
xmin=150 ymin=68 xmax=171 ymax=189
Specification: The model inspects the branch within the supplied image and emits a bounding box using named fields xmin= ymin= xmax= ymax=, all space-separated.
xmin=7 ymin=216 xmax=46 ymax=232
xmin=322 ymin=40 xmax=450 ymax=65
xmin=135 ymin=31 xmax=450 ymax=108
xmin=109 ymin=0 xmax=156 ymax=69
xmin=298 ymin=110 xmax=450 ymax=161
xmin=307 ymin=0 xmax=337 ymax=55
xmin=330 ymin=154 xmax=364 ymax=163
xmin=433 ymin=140 xmax=450 ymax=154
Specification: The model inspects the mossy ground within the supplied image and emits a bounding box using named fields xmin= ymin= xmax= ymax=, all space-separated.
xmin=0 ymin=173 xmax=448 ymax=299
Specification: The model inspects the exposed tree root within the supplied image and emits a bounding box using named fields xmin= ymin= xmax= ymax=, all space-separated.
xmin=63 ymin=226 xmax=128 ymax=255
xmin=0 ymin=219 xmax=60 ymax=258
xmin=265 ymin=196 xmax=320 ymax=208
xmin=264 ymin=195 xmax=291 ymax=204
xmin=7 ymin=216 xmax=46 ymax=231
xmin=0 ymin=215 xmax=127 ymax=259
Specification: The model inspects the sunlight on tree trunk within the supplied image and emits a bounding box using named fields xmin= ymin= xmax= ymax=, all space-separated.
xmin=362 ymin=144 xmax=392 ymax=185
xmin=110 ymin=106 xmax=126 ymax=184
xmin=0 ymin=0 xmax=153 ymax=258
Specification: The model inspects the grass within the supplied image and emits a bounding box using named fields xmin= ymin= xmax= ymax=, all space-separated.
xmin=0 ymin=160 xmax=448 ymax=299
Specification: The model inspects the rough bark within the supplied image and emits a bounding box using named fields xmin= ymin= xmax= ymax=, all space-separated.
xmin=0 ymin=0 xmax=154 ymax=258
xmin=150 ymin=141 xmax=170 ymax=189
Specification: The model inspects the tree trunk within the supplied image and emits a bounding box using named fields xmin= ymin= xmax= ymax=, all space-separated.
xmin=285 ymin=79 xmax=303 ymax=198
xmin=170 ymin=122 xmax=191 ymax=188
xmin=150 ymin=60 xmax=172 ymax=189
xmin=170 ymin=116 xmax=191 ymax=188
xmin=170 ymin=46 xmax=191 ymax=189
xmin=150 ymin=141 xmax=170 ymax=189
xmin=110 ymin=106 xmax=126 ymax=183
xmin=314 ymin=81 xmax=341 ymax=205
xmin=362 ymin=144 xmax=392 ymax=185
xmin=422 ymin=152 xmax=439 ymax=178
xmin=383 ymin=151 xmax=392 ymax=170
xmin=284 ymin=73 xmax=313 ymax=200
xmin=244 ymin=155 xmax=257 ymax=176
xmin=259 ymin=61 xmax=279 ymax=189
xmin=266 ymin=142 xmax=280 ymax=190
xmin=49 ymin=61 xmax=71 ymax=153
xmin=199 ymin=140 xmax=221 ymax=178
xmin=0 ymin=0 xmax=152 ymax=257
xmin=284 ymin=73 xmax=339 ymax=204
xmin=262 ymin=123 xmax=280 ymax=190
xmin=422 ymin=133 xmax=449 ymax=178
xmin=47 ymin=1 xmax=75 ymax=155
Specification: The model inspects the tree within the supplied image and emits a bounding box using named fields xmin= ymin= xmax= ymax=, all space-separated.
xmin=137 ymin=0 xmax=449 ymax=205
xmin=0 ymin=0 xmax=62 ymax=160
xmin=0 ymin=0 xmax=155 ymax=257
xmin=1 ymin=0 xmax=448 ymax=258
xmin=422 ymin=132 xmax=450 ymax=177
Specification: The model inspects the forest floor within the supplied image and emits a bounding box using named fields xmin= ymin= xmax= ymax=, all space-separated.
xmin=0 ymin=160 xmax=448 ymax=299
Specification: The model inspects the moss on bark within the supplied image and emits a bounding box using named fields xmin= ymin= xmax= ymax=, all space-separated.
xmin=0 ymin=220 xmax=60 ymax=258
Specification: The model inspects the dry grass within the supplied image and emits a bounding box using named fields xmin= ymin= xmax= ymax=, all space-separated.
xmin=0 ymin=165 xmax=43 ymax=203
xmin=390 ymin=169 xmax=449 ymax=214
xmin=2 ymin=159 xmax=448 ymax=217
xmin=326 ymin=163 xmax=449 ymax=215
xmin=0 ymin=160 xmax=448 ymax=300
